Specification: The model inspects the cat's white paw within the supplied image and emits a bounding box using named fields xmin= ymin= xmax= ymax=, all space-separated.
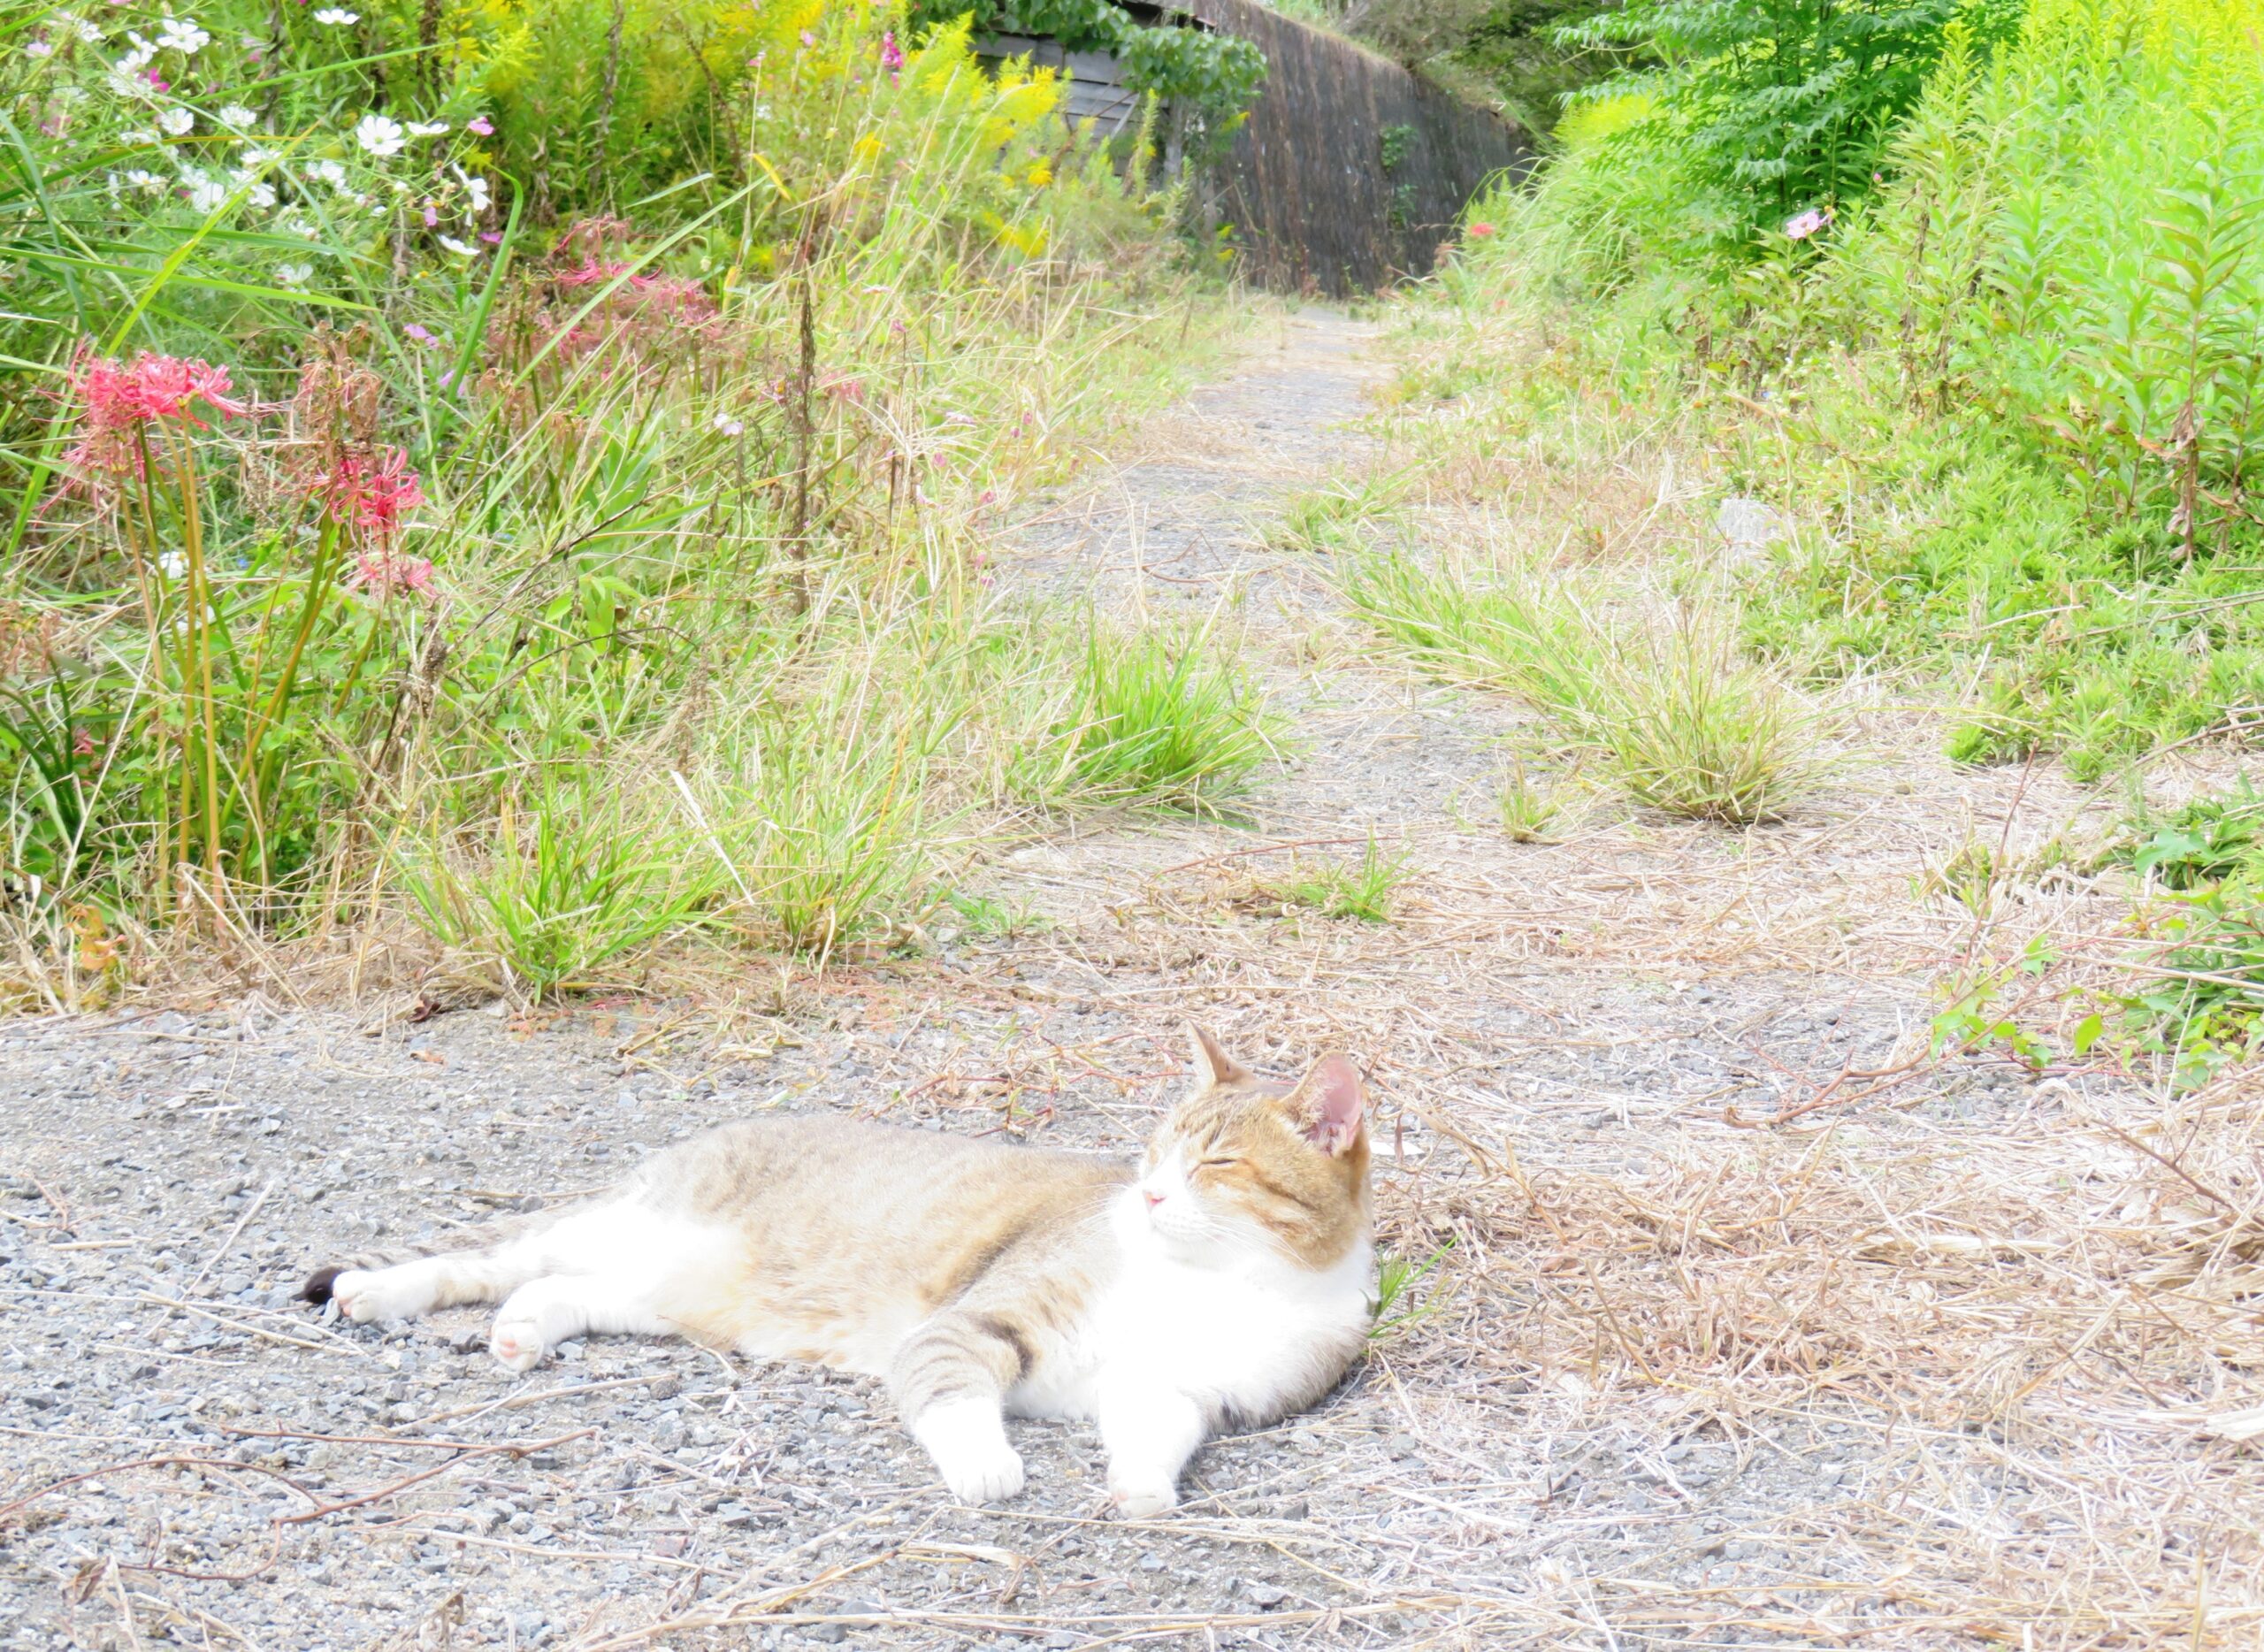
xmin=331 ymin=1266 xmax=428 ymax=1325
xmin=489 ymin=1311 xmax=547 ymax=1373
xmin=940 ymin=1439 xmax=1026 ymax=1504
xmin=914 ymin=1397 xmax=1025 ymax=1504
xmin=1108 ymin=1477 xmax=1179 ymax=1519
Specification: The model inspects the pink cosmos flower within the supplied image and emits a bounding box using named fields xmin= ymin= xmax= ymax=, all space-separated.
xmin=1783 ymin=206 xmax=1832 ymax=241
xmin=879 ymin=30 xmax=904 ymax=70
xmin=468 ymin=115 xmax=493 ymax=135
xmin=72 ymin=728 xmax=98 ymax=758
xmin=350 ymin=552 xmax=436 ymax=598
xmin=403 ymin=322 xmax=439 ymax=348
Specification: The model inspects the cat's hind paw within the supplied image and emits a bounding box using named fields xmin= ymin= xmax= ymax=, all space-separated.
xmin=328 ymin=1266 xmax=432 ymax=1325
xmin=488 ymin=1310 xmax=547 ymax=1373
xmin=1107 ymin=1478 xmax=1179 ymax=1520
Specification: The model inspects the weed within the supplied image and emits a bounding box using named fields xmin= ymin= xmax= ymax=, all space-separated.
xmin=1370 ymin=1238 xmax=1456 ymax=1343
xmin=1346 ymin=550 xmax=1820 ymax=824
xmin=1495 ymin=756 xmax=1565 ymax=842
xmin=1268 ymin=837 xmax=1411 ymax=922
xmin=1267 ymin=474 xmax=1408 ymax=554
xmin=2115 ymin=778 xmax=2264 ymax=890
xmin=1580 ymin=614 xmax=1824 ymax=825
xmin=941 ymin=889 xmax=1050 ymax=938
xmin=399 ymin=786 xmax=715 ymax=1000
xmin=1041 ymin=615 xmax=1280 ymax=811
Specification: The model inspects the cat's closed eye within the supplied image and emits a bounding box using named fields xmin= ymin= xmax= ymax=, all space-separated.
xmin=1197 ymin=1156 xmax=1240 ymax=1171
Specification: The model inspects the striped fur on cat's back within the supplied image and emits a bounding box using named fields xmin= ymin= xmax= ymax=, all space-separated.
xmin=301 ymin=1024 xmax=1375 ymax=1516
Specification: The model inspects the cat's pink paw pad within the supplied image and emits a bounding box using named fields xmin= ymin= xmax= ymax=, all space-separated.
xmin=330 ymin=1268 xmax=389 ymax=1324
xmin=1108 ymin=1480 xmax=1178 ymax=1519
xmin=489 ymin=1313 xmax=545 ymax=1373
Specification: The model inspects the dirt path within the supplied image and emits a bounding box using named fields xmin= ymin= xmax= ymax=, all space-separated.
xmin=3 ymin=307 xmax=2256 ymax=1649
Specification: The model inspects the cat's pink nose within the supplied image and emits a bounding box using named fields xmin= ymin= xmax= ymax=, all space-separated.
xmin=1143 ymin=1189 xmax=1165 ymax=1211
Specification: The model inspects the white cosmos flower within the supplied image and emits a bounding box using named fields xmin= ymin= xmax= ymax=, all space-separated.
xmin=306 ymin=157 xmax=348 ymax=189
xmin=405 ymin=119 xmax=447 ymax=137
xmin=712 ymin=413 xmax=745 ymax=436
xmin=354 ymin=112 xmax=404 ymax=157
xmin=158 ymin=551 xmax=187 ymax=578
xmin=77 ymin=19 xmax=105 ymax=44
xmin=277 ymin=261 xmax=311 ymax=287
xmin=158 ymin=106 xmax=194 ymax=136
xmin=186 ymin=178 xmax=227 ymax=213
xmin=247 ymin=181 xmax=277 ymax=208
xmin=217 ymin=104 xmax=255 ymax=130
xmin=438 ymin=234 xmax=475 ymax=256
xmin=457 ymin=170 xmax=491 ymax=213
xmin=313 ymin=7 xmax=359 ymax=22
xmin=242 ymin=143 xmax=278 ymax=166
xmin=125 ymin=168 xmax=165 ymax=193
xmin=157 ymin=17 xmax=209 ymax=54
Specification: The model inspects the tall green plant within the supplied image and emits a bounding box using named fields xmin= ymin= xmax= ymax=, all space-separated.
xmin=1557 ymin=0 xmax=2020 ymax=241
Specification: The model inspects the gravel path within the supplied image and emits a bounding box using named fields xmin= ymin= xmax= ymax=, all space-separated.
xmin=4 ymin=308 xmax=2245 ymax=1649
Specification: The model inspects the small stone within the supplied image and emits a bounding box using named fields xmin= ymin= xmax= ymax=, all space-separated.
xmin=1247 ymin=1583 xmax=1288 ymax=1608
xmin=1386 ymin=1433 xmax=1421 ymax=1459
xmin=802 ymin=1625 xmax=847 ymax=1645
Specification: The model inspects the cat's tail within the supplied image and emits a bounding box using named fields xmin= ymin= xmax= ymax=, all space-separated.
xmin=298 ymin=1202 xmax=567 ymax=1305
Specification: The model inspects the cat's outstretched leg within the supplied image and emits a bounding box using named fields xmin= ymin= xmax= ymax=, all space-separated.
xmin=890 ymin=1312 xmax=1029 ymax=1504
xmin=309 ymin=1237 xmax=551 ymax=1326
xmin=488 ymin=1273 xmax=674 ymax=1373
xmin=1098 ymin=1371 xmax=1205 ymax=1518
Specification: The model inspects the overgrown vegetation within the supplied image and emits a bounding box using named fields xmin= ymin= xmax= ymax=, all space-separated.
xmin=1396 ymin=0 xmax=2264 ymax=1075
xmin=0 ymin=0 xmax=1266 ymax=1005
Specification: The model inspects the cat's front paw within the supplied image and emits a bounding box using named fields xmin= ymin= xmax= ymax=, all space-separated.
xmin=939 ymin=1441 xmax=1026 ymax=1505
xmin=1107 ymin=1477 xmax=1179 ymax=1520
xmin=489 ymin=1311 xmax=547 ymax=1373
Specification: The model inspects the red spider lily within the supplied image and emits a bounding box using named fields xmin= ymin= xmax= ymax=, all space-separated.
xmin=555 ymin=258 xmax=636 ymax=288
xmin=1465 ymin=221 xmax=1496 ymax=241
xmin=350 ymin=553 xmax=437 ymax=599
xmin=65 ymin=350 xmax=249 ymax=475
xmin=319 ymin=447 xmax=425 ymax=545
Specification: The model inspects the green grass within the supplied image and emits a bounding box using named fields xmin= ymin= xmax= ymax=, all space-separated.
xmin=1039 ymin=615 xmax=1281 ymax=811
xmin=1344 ymin=548 xmax=1822 ymax=825
xmin=399 ymin=785 xmax=718 ymax=1000
xmin=1266 ymin=472 xmax=1411 ymax=555
xmin=1267 ymin=836 xmax=1411 ymax=922
xmin=1495 ymin=756 xmax=1566 ymax=842
xmin=1369 ymin=1238 xmax=1456 ymax=1343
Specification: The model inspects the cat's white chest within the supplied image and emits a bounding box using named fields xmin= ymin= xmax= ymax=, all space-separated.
xmin=1008 ymin=1212 xmax=1372 ymax=1424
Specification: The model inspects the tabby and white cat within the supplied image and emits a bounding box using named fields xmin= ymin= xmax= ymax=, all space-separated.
xmin=302 ymin=1025 xmax=1374 ymax=1516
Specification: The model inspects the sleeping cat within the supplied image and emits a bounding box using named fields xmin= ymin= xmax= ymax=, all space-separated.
xmin=301 ymin=1024 xmax=1374 ymax=1516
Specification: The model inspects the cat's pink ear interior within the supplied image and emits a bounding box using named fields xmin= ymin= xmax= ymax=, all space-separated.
xmin=1186 ymin=1021 xmax=1251 ymax=1088
xmin=1287 ymin=1053 xmax=1365 ymax=1156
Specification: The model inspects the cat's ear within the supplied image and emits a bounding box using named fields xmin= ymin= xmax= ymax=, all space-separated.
xmin=1185 ymin=1021 xmax=1251 ymax=1089
xmin=1282 ymin=1053 xmax=1365 ymax=1157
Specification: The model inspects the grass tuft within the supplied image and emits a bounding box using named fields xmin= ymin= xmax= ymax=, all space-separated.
xmin=1267 ymin=836 xmax=1411 ymax=922
xmin=1038 ymin=614 xmax=1281 ymax=811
